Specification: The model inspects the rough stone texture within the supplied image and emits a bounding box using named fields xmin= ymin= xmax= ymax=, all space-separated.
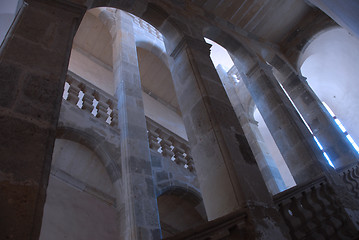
xmin=217 ymin=65 xmax=287 ymax=194
xmin=150 ymin=150 xmax=200 ymax=197
xmin=0 ymin=1 xmax=85 ymax=240
xmin=232 ymin=50 xmax=324 ymax=185
xmin=233 ymin=45 xmax=359 ymax=235
xmin=168 ymin=35 xmax=290 ymax=238
xmin=111 ymin=10 xmax=161 ymax=240
xmin=267 ymin=55 xmax=359 ymax=169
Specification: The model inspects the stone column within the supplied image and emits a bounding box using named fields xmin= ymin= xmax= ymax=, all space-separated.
xmin=109 ymin=10 xmax=161 ymax=240
xmin=0 ymin=1 xmax=85 ymax=240
xmin=267 ymin=54 xmax=359 ymax=169
xmin=233 ymin=47 xmax=359 ymax=233
xmin=168 ymin=35 xmax=290 ymax=239
xmin=216 ymin=65 xmax=287 ymax=194
xmin=232 ymin=48 xmax=326 ymax=185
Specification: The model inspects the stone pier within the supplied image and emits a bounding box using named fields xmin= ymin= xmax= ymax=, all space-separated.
xmin=110 ymin=10 xmax=161 ymax=240
xmin=167 ymin=35 xmax=290 ymax=239
xmin=0 ymin=1 xmax=85 ymax=239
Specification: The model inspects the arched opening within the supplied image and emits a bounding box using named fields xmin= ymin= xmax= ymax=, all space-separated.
xmin=300 ymin=27 xmax=359 ymax=153
xmin=204 ymin=37 xmax=295 ymax=193
xmin=40 ymin=139 xmax=118 ymax=240
xmin=157 ymin=187 xmax=206 ymax=238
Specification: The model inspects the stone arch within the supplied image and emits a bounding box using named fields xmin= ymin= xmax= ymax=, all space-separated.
xmin=299 ymin=26 xmax=359 ymax=144
xmin=56 ymin=126 xmax=121 ymax=183
xmin=136 ymin=40 xmax=169 ymax=68
xmin=157 ymin=183 xmax=202 ymax=204
xmin=297 ymin=25 xmax=339 ymax=69
xmin=87 ymin=2 xmax=185 ymax=54
xmin=156 ymin=184 xmax=207 ymax=238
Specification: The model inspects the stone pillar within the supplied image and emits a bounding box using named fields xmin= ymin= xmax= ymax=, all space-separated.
xmin=168 ymin=35 xmax=290 ymax=239
xmin=110 ymin=10 xmax=161 ymax=240
xmin=232 ymin=49 xmax=326 ymax=185
xmin=267 ymin=54 xmax=359 ymax=169
xmin=233 ymin=46 xmax=359 ymax=233
xmin=216 ymin=65 xmax=287 ymax=194
xmin=0 ymin=1 xmax=85 ymax=240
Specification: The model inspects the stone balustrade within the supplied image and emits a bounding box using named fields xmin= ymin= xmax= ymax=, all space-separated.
xmin=338 ymin=162 xmax=359 ymax=200
xmin=63 ymin=72 xmax=118 ymax=127
xmin=273 ymin=176 xmax=350 ymax=240
xmin=164 ymin=210 xmax=247 ymax=240
xmin=146 ymin=118 xmax=195 ymax=172
xmin=63 ymin=72 xmax=195 ymax=172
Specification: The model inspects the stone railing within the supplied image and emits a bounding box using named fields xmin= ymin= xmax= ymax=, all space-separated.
xmin=273 ymin=176 xmax=349 ymax=240
xmin=132 ymin=15 xmax=163 ymax=41
xmin=164 ymin=210 xmax=247 ymax=240
xmin=338 ymin=162 xmax=359 ymax=200
xmin=146 ymin=118 xmax=195 ymax=172
xmin=63 ymin=72 xmax=118 ymax=127
xmin=63 ymin=72 xmax=195 ymax=172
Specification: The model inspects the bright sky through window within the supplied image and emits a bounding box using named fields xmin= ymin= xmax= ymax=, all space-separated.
xmin=205 ymin=38 xmax=234 ymax=72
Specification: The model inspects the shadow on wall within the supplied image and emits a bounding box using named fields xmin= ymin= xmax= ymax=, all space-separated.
xmin=157 ymin=187 xmax=207 ymax=238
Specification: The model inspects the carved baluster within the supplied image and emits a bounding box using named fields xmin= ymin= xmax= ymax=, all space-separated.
xmin=347 ymin=168 xmax=359 ymax=198
xmin=185 ymin=154 xmax=195 ymax=171
xmin=317 ymin=183 xmax=343 ymax=235
xmin=170 ymin=137 xmax=186 ymax=166
xmin=91 ymin=92 xmax=100 ymax=117
xmin=62 ymin=80 xmax=70 ymax=100
xmin=155 ymin=130 xmax=172 ymax=157
xmin=110 ymin=108 xmax=119 ymax=127
xmin=82 ymin=90 xmax=95 ymax=113
xmin=301 ymin=187 xmax=328 ymax=239
xmin=288 ymin=195 xmax=311 ymax=239
xmin=350 ymin=166 xmax=359 ymax=196
xmin=278 ymin=198 xmax=303 ymax=240
xmin=341 ymin=170 xmax=357 ymax=198
xmin=294 ymin=190 xmax=320 ymax=238
xmin=97 ymin=99 xmax=109 ymax=122
xmin=106 ymin=99 xmax=114 ymax=125
xmin=148 ymin=129 xmax=161 ymax=151
xmin=66 ymin=78 xmax=81 ymax=105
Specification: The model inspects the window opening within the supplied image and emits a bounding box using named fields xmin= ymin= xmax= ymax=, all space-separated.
xmin=323 ymin=102 xmax=359 ymax=154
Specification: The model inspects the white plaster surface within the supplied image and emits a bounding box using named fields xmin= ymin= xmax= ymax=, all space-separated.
xmin=143 ymin=92 xmax=188 ymax=140
xmin=68 ymin=48 xmax=115 ymax=95
xmin=51 ymin=139 xmax=115 ymax=198
xmin=301 ymin=27 xmax=359 ymax=144
xmin=40 ymin=176 xmax=118 ymax=240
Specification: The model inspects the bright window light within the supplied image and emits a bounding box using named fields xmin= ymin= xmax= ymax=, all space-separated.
xmin=204 ymin=38 xmax=234 ymax=72
xmin=323 ymin=102 xmax=359 ymax=154
xmin=279 ymin=83 xmax=334 ymax=167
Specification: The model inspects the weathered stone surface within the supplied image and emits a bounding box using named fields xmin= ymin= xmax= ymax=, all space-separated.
xmin=168 ymin=35 xmax=290 ymax=238
xmin=112 ymin=10 xmax=161 ymax=240
xmin=0 ymin=63 xmax=21 ymax=108
xmin=0 ymin=1 xmax=85 ymax=239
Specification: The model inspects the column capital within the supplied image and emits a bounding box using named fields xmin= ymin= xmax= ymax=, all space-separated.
xmin=170 ymin=35 xmax=211 ymax=59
